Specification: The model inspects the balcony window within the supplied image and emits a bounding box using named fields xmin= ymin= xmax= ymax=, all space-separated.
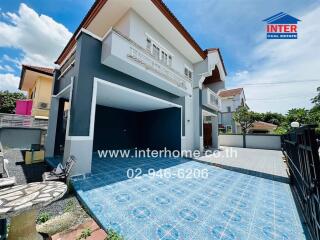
xmin=161 ymin=51 xmax=168 ymax=64
xmin=184 ymin=67 xmax=192 ymax=80
xmin=168 ymin=56 xmax=172 ymax=67
xmin=146 ymin=38 xmax=151 ymax=51
xmin=153 ymin=44 xmax=160 ymax=60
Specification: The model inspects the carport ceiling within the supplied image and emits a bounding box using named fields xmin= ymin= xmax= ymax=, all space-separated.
xmin=96 ymin=81 xmax=179 ymax=112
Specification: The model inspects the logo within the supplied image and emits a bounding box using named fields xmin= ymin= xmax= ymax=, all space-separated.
xmin=263 ymin=12 xmax=300 ymax=39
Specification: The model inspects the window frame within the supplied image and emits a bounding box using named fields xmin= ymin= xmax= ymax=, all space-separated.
xmin=145 ymin=33 xmax=174 ymax=67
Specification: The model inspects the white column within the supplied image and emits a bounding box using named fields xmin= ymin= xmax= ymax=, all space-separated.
xmin=45 ymin=96 xmax=59 ymax=157
xmin=212 ymin=116 xmax=219 ymax=149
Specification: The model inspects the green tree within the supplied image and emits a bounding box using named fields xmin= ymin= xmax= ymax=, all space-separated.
xmin=0 ymin=91 xmax=26 ymax=114
xmin=286 ymin=108 xmax=310 ymax=125
xmin=233 ymin=106 xmax=256 ymax=148
xmin=311 ymin=87 xmax=320 ymax=106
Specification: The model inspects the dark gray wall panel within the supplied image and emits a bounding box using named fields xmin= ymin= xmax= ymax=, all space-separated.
xmin=0 ymin=128 xmax=43 ymax=149
xmin=93 ymin=106 xmax=181 ymax=151
xmin=139 ymin=108 xmax=181 ymax=151
xmin=93 ymin=105 xmax=140 ymax=151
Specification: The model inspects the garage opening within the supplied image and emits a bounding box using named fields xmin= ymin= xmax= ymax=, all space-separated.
xmin=92 ymin=80 xmax=181 ymax=153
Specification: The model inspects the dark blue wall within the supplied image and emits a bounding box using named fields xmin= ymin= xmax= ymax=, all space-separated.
xmin=139 ymin=108 xmax=181 ymax=151
xmin=93 ymin=105 xmax=181 ymax=151
xmin=93 ymin=105 xmax=140 ymax=151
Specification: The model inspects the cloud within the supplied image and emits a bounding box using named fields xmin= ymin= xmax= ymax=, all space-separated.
xmin=230 ymin=6 xmax=320 ymax=113
xmin=0 ymin=64 xmax=15 ymax=72
xmin=0 ymin=3 xmax=72 ymax=67
xmin=0 ymin=73 xmax=20 ymax=92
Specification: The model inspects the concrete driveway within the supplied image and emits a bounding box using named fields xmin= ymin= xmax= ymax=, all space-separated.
xmin=197 ymin=147 xmax=288 ymax=183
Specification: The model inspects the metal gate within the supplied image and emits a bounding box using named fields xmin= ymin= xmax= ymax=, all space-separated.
xmin=282 ymin=125 xmax=320 ymax=240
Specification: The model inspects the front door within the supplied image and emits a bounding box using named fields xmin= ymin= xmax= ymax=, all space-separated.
xmin=203 ymin=123 xmax=212 ymax=148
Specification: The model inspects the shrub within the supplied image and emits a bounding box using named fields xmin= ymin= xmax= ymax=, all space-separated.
xmin=37 ymin=212 xmax=51 ymax=224
xmin=106 ymin=229 xmax=124 ymax=240
xmin=76 ymin=228 xmax=92 ymax=240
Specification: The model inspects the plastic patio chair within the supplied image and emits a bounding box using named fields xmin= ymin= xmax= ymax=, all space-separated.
xmin=42 ymin=155 xmax=76 ymax=182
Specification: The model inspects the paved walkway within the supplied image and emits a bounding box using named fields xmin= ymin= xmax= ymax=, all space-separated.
xmin=197 ymin=147 xmax=288 ymax=183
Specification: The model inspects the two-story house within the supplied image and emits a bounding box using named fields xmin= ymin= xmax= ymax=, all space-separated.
xmin=45 ymin=0 xmax=227 ymax=175
xmin=18 ymin=65 xmax=54 ymax=118
xmin=218 ymin=88 xmax=246 ymax=134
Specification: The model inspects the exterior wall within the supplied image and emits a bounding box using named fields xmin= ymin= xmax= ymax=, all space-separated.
xmin=115 ymin=10 xmax=194 ymax=79
xmin=28 ymin=76 xmax=53 ymax=118
xmin=0 ymin=127 xmax=43 ymax=149
xmin=219 ymin=134 xmax=281 ymax=150
xmin=219 ymin=91 xmax=245 ymax=134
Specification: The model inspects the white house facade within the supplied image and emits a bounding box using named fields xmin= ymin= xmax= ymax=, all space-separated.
xmin=218 ymin=88 xmax=246 ymax=134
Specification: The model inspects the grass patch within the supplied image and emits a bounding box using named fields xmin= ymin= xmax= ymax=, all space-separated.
xmin=37 ymin=212 xmax=51 ymax=224
xmin=106 ymin=229 xmax=124 ymax=240
xmin=64 ymin=199 xmax=77 ymax=213
xmin=76 ymin=228 xmax=92 ymax=240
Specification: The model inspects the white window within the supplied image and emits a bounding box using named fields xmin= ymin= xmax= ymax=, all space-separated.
xmin=168 ymin=55 xmax=172 ymax=67
xmin=226 ymin=125 xmax=232 ymax=133
xmin=184 ymin=67 xmax=193 ymax=80
xmin=145 ymin=34 xmax=173 ymax=67
xmin=152 ymin=44 xmax=160 ymax=60
xmin=146 ymin=38 xmax=151 ymax=51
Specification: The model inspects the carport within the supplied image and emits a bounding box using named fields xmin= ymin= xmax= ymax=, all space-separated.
xmin=92 ymin=79 xmax=182 ymax=152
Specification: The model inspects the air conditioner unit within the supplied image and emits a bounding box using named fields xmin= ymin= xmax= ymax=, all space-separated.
xmin=38 ymin=102 xmax=48 ymax=109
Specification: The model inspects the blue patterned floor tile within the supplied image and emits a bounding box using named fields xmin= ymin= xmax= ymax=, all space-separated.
xmin=72 ymin=156 xmax=309 ymax=240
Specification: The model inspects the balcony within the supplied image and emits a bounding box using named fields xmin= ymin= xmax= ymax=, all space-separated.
xmin=202 ymin=87 xmax=221 ymax=111
xmin=101 ymin=29 xmax=192 ymax=96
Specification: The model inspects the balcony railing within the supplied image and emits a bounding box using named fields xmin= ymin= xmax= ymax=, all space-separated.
xmin=127 ymin=42 xmax=189 ymax=90
xmin=101 ymin=29 xmax=192 ymax=96
xmin=202 ymin=87 xmax=221 ymax=111
xmin=0 ymin=113 xmax=48 ymax=129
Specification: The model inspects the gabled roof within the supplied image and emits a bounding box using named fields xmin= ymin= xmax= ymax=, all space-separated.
xmin=56 ymin=0 xmax=208 ymax=65
xmin=263 ymin=12 xmax=300 ymax=24
xmin=19 ymin=65 xmax=54 ymax=90
xmin=22 ymin=65 xmax=54 ymax=76
xmin=251 ymin=121 xmax=277 ymax=130
xmin=204 ymin=48 xmax=227 ymax=76
xmin=55 ymin=0 xmax=225 ymax=68
xmin=218 ymin=88 xmax=243 ymax=98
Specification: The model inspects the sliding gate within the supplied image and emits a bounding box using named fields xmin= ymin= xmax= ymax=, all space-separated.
xmin=282 ymin=125 xmax=320 ymax=240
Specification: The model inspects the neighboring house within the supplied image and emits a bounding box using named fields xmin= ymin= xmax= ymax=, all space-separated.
xmin=248 ymin=121 xmax=277 ymax=134
xmin=45 ymin=0 xmax=227 ymax=175
xmin=218 ymin=88 xmax=246 ymax=134
xmin=18 ymin=65 xmax=54 ymax=119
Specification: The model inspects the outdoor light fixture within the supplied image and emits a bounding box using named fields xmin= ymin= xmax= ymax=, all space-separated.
xmin=291 ymin=122 xmax=300 ymax=128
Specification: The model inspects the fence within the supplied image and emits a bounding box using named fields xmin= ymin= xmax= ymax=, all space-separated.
xmin=282 ymin=125 xmax=320 ymax=240
xmin=219 ymin=134 xmax=281 ymax=150
xmin=0 ymin=113 xmax=48 ymax=129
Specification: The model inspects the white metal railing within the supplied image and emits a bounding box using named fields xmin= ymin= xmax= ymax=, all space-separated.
xmin=109 ymin=29 xmax=189 ymax=90
xmin=0 ymin=113 xmax=48 ymax=129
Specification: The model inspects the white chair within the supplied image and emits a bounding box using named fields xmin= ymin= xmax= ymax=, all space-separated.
xmin=0 ymin=159 xmax=16 ymax=188
xmin=42 ymin=156 xmax=76 ymax=182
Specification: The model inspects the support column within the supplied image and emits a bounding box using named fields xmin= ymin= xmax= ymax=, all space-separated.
xmin=62 ymin=32 xmax=99 ymax=176
xmin=212 ymin=116 xmax=219 ymax=149
xmin=45 ymin=96 xmax=59 ymax=157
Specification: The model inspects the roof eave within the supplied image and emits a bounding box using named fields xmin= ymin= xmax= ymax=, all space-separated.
xmin=55 ymin=0 xmax=207 ymax=65
xmin=19 ymin=65 xmax=54 ymax=90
